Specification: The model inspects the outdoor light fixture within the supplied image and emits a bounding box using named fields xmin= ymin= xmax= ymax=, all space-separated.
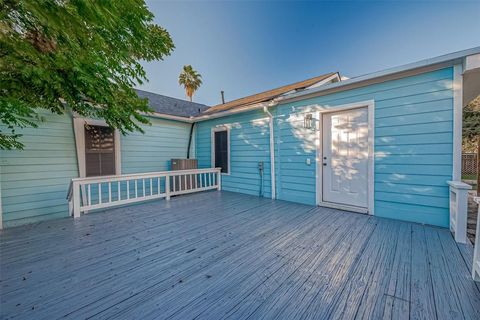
xmin=304 ymin=113 xmax=313 ymax=129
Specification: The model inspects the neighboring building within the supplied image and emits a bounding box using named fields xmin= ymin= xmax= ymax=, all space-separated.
xmin=1 ymin=47 xmax=480 ymax=229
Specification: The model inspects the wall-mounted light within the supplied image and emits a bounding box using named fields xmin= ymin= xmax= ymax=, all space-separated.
xmin=304 ymin=113 xmax=313 ymax=129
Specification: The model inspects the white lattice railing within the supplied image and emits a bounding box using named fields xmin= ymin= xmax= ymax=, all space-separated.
xmin=473 ymin=196 xmax=480 ymax=281
xmin=447 ymin=181 xmax=472 ymax=243
xmin=67 ymin=168 xmax=221 ymax=218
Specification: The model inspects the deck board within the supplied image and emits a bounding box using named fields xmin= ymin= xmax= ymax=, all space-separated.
xmin=1 ymin=191 xmax=479 ymax=320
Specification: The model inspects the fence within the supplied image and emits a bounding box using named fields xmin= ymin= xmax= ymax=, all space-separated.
xmin=462 ymin=153 xmax=478 ymax=176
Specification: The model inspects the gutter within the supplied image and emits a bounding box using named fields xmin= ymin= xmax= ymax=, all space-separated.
xmin=263 ymin=106 xmax=276 ymax=199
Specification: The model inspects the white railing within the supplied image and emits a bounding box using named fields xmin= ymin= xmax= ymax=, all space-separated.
xmin=67 ymin=168 xmax=221 ymax=218
xmin=473 ymin=196 xmax=480 ymax=281
xmin=447 ymin=181 xmax=472 ymax=243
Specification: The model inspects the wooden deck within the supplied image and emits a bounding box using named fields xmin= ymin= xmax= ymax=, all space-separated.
xmin=1 ymin=191 xmax=479 ymax=320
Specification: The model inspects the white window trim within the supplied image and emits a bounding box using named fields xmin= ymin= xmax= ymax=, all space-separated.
xmin=73 ymin=117 xmax=121 ymax=178
xmin=211 ymin=126 xmax=231 ymax=175
xmin=314 ymin=100 xmax=375 ymax=215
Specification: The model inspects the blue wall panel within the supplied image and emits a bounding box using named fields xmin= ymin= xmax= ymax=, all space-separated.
xmin=196 ymin=110 xmax=272 ymax=198
xmin=121 ymin=117 xmax=194 ymax=174
xmin=1 ymin=115 xmax=194 ymax=227
xmin=0 ymin=112 xmax=78 ymax=227
xmin=196 ymin=67 xmax=454 ymax=227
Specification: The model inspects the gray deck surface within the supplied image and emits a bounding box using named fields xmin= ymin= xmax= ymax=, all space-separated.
xmin=1 ymin=191 xmax=479 ymax=320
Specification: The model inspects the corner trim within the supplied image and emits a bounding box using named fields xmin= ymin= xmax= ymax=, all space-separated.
xmin=452 ymin=64 xmax=463 ymax=181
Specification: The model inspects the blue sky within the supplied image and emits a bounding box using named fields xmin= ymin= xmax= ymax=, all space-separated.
xmin=138 ymin=1 xmax=480 ymax=106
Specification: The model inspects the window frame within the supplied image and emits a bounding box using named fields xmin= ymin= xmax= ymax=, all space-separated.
xmin=211 ymin=126 xmax=230 ymax=175
xmin=73 ymin=117 xmax=121 ymax=178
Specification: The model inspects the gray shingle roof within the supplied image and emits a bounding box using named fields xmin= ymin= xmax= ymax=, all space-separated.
xmin=135 ymin=89 xmax=209 ymax=117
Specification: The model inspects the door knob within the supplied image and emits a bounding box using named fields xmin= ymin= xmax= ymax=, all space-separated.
xmin=323 ymin=163 xmax=327 ymax=166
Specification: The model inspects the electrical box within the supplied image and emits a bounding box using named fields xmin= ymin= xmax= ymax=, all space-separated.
xmin=258 ymin=161 xmax=264 ymax=170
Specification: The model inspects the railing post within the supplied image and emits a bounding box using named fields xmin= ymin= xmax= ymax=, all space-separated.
xmin=473 ymin=197 xmax=480 ymax=281
xmin=73 ymin=181 xmax=81 ymax=219
xmin=217 ymin=169 xmax=221 ymax=191
xmin=447 ymin=181 xmax=472 ymax=243
xmin=165 ymin=176 xmax=171 ymax=200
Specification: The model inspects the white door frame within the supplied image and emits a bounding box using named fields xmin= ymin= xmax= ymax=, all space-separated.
xmin=315 ymin=100 xmax=375 ymax=215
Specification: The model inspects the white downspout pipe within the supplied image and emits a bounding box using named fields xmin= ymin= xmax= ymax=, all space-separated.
xmin=263 ymin=106 xmax=276 ymax=199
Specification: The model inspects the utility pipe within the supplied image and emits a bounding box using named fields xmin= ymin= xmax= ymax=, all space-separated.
xmin=263 ymin=106 xmax=276 ymax=199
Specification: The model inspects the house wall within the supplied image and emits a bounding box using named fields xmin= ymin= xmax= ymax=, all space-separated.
xmin=0 ymin=114 xmax=194 ymax=228
xmin=196 ymin=67 xmax=454 ymax=227
xmin=121 ymin=118 xmax=195 ymax=174
xmin=0 ymin=112 xmax=78 ymax=227
xmin=196 ymin=110 xmax=272 ymax=198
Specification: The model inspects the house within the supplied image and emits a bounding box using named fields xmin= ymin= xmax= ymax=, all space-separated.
xmin=0 ymin=92 xmax=209 ymax=228
xmin=1 ymin=47 xmax=480 ymax=229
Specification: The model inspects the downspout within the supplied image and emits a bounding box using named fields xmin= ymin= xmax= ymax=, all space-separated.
xmin=263 ymin=106 xmax=276 ymax=199
xmin=186 ymin=122 xmax=195 ymax=159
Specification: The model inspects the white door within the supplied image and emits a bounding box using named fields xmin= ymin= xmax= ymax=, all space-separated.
xmin=322 ymin=107 xmax=369 ymax=208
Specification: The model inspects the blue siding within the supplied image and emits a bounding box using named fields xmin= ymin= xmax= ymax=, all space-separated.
xmin=196 ymin=67 xmax=454 ymax=227
xmin=196 ymin=110 xmax=272 ymax=198
xmin=121 ymin=118 xmax=194 ymax=173
xmin=1 ymin=115 xmax=194 ymax=227
xmin=278 ymin=67 xmax=454 ymax=227
xmin=0 ymin=112 xmax=78 ymax=227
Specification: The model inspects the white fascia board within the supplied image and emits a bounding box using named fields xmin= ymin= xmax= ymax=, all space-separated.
xmin=272 ymin=47 xmax=480 ymax=104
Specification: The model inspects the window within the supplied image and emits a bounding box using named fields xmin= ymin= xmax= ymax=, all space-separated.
xmin=84 ymin=125 xmax=116 ymax=177
xmin=212 ymin=128 xmax=229 ymax=174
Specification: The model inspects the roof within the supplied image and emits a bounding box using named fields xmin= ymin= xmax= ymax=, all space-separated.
xmin=202 ymin=72 xmax=339 ymax=114
xmin=135 ymin=89 xmax=209 ymax=117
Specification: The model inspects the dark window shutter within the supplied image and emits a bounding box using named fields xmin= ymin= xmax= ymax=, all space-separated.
xmin=85 ymin=125 xmax=116 ymax=177
xmin=214 ymin=131 xmax=228 ymax=173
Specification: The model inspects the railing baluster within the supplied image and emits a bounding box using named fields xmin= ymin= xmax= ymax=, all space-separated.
xmin=158 ymin=177 xmax=161 ymax=195
xmin=87 ymin=184 xmax=91 ymax=206
xmin=108 ymin=182 xmax=112 ymax=203
xmin=209 ymin=173 xmax=212 ymax=187
xmin=173 ymin=175 xmax=176 ymax=193
xmin=143 ymin=178 xmax=146 ymax=197
xmin=135 ymin=180 xmax=138 ymax=198
xmin=117 ymin=181 xmax=120 ymax=201
xmin=165 ymin=176 xmax=170 ymax=200
xmin=127 ymin=181 xmax=130 ymax=199
xmin=98 ymin=183 xmax=102 ymax=204
xmin=150 ymin=178 xmax=153 ymax=196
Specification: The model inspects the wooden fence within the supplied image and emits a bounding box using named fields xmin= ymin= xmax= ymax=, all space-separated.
xmin=462 ymin=153 xmax=478 ymax=176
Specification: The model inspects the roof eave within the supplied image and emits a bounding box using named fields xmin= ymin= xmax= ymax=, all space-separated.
xmin=277 ymin=46 xmax=480 ymax=105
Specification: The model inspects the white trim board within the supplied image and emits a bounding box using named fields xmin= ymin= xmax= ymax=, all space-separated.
xmin=452 ymin=64 xmax=463 ymax=181
xmin=314 ymin=100 xmax=375 ymax=215
xmin=211 ymin=126 xmax=231 ymax=175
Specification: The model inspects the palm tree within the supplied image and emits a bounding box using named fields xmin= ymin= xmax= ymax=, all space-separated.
xmin=178 ymin=65 xmax=202 ymax=101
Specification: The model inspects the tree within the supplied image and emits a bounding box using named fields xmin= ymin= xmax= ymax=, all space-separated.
xmin=0 ymin=0 xmax=174 ymax=149
xmin=178 ymin=65 xmax=202 ymax=101
xmin=463 ymin=95 xmax=480 ymax=194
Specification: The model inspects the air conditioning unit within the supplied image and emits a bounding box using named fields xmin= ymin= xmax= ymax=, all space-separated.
xmin=171 ymin=159 xmax=198 ymax=170
xmin=171 ymin=159 xmax=198 ymax=192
